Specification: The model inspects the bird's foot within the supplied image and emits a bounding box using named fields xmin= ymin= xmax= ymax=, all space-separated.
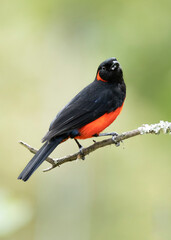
xmin=74 ymin=139 xmax=85 ymax=160
xmin=78 ymin=146 xmax=85 ymax=160
xmin=112 ymin=134 xmax=120 ymax=147
xmin=94 ymin=132 xmax=120 ymax=147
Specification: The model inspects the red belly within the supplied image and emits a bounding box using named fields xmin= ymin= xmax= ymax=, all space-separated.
xmin=76 ymin=103 xmax=124 ymax=139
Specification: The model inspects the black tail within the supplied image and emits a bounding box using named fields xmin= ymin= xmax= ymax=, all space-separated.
xmin=18 ymin=137 xmax=64 ymax=182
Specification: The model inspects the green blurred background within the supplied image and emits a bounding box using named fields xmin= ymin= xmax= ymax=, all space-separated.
xmin=0 ymin=0 xmax=171 ymax=239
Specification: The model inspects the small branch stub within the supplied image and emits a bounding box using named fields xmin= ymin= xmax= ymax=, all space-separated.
xmin=19 ymin=121 xmax=171 ymax=172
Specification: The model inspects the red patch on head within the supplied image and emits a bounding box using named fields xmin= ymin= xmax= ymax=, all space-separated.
xmin=96 ymin=71 xmax=107 ymax=82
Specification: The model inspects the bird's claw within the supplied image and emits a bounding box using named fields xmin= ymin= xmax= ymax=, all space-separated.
xmin=112 ymin=134 xmax=121 ymax=147
xmin=78 ymin=147 xmax=85 ymax=160
xmin=110 ymin=132 xmax=118 ymax=137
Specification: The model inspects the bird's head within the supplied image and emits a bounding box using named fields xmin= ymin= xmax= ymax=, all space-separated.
xmin=96 ymin=57 xmax=123 ymax=83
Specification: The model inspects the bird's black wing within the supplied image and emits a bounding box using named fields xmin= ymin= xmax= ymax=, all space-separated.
xmin=42 ymin=81 xmax=121 ymax=142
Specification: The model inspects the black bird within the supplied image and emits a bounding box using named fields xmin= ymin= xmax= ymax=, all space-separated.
xmin=18 ymin=57 xmax=126 ymax=181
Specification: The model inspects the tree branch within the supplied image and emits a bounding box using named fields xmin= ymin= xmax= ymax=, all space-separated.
xmin=19 ymin=121 xmax=171 ymax=172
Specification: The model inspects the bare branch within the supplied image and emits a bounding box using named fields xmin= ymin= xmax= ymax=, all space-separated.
xmin=19 ymin=121 xmax=171 ymax=172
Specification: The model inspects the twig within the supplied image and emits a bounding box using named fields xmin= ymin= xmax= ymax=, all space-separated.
xmin=19 ymin=121 xmax=171 ymax=172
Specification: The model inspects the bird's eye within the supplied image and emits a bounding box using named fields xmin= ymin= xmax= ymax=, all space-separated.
xmin=102 ymin=66 xmax=106 ymax=71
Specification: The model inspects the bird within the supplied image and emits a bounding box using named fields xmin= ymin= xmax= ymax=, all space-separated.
xmin=18 ymin=57 xmax=126 ymax=181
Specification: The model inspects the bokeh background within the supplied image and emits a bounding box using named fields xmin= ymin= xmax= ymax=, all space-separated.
xmin=0 ymin=0 xmax=171 ymax=239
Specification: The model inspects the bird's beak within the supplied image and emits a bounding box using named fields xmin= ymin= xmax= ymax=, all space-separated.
xmin=111 ymin=60 xmax=120 ymax=70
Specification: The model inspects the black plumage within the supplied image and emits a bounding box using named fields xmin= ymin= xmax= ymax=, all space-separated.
xmin=18 ymin=57 xmax=126 ymax=181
